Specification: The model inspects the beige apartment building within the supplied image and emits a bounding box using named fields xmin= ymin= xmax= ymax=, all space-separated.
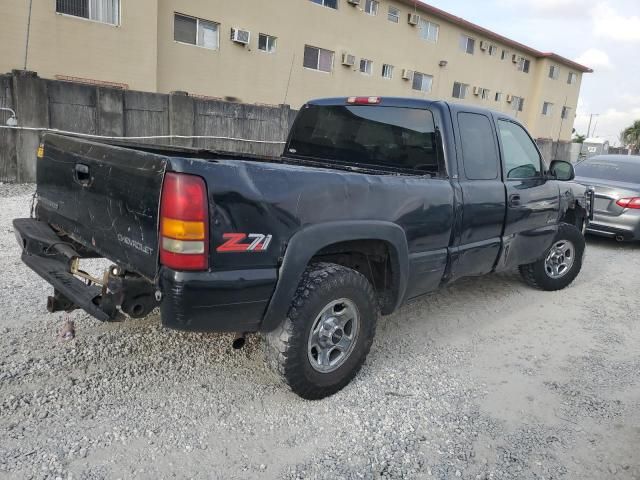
xmin=0 ymin=0 xmax=591 ymax=140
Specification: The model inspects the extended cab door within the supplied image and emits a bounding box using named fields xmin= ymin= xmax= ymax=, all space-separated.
xmin=495 ymin=118 xmax=560 ymax=270
xmin=450 ymin=110 xmax=506 ymax=280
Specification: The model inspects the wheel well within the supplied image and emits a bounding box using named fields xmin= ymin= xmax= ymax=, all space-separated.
xmin=310 ymin=239 xmax=397 ymax=314
xmin=562 ymin=202 xmax=586 ymax=230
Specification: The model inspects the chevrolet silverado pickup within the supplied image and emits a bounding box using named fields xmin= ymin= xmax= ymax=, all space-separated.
xmin=14 ymin=97 xmax=592 ymax=399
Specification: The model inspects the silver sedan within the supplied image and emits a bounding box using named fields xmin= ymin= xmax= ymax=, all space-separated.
xmin=575 ymin=155 xmax=640 ymax=242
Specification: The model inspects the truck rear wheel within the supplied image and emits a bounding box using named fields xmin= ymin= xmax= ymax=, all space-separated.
xmin=519 ymin=223 xmax=585 ymax=291
xmin=263 ymin=262 xmax=378 ymax=400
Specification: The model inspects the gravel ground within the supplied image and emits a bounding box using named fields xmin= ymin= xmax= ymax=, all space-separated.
xmin=1 ymin=184 xmax=639 ymax=480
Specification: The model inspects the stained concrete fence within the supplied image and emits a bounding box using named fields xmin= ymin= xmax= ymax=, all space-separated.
xmin=0 ymin=69 xmax=573 ymax=183
xmin=0 ymin=70 xmax=293 ymax=183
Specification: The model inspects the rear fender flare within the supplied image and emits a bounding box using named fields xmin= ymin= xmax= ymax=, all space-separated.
xmin=260 ymin=221 xmax=409 ymax=332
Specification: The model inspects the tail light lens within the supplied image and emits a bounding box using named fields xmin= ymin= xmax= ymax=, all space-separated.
xmin=616 ymin=197 xmax=640 ymax=209
xmin=160 ymin=172 xmax=209 ymax=271
xmin=346 ymin=96 xmax=381 ymax=105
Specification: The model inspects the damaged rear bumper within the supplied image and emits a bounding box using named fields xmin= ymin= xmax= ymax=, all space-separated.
xmin=13 ymin=218 xmax=115 ymax=321
xmin=14 ymin=218 xmax=278 ymax=332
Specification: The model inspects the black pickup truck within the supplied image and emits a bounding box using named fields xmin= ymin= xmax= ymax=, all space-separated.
xmin=14 ymin=97 xmax=592 ymax=399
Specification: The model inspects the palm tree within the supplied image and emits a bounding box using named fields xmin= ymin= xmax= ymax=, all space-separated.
xmin=621 ymin=120 xmax=640 ymax=153
xmin=572 ymin=133 xmax=586 ymax=144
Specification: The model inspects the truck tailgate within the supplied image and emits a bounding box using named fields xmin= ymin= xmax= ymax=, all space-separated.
xmin=36 ymin=134 xmax=168 ymax=280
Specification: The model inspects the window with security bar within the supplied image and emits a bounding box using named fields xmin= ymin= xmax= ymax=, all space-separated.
xmin=56 ymin=0 xmax=120 ymax=25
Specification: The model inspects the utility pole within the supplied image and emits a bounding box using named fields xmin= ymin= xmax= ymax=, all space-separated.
xmin=23 ymin=0 xmax=34 ymax=70
xmin=586 ymin=113 xmax=599 ymax=138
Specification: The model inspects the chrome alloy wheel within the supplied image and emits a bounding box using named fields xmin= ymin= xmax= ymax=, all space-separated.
xmin=544 ymin=240 xmax=575 ymax=279
xmin=307 ymin=298 xmax=360 ymax=373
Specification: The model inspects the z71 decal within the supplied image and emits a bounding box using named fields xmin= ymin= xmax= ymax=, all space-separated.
xmin=216 ymin=233 xmax=273 ymax=253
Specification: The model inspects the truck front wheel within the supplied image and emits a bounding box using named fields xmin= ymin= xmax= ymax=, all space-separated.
xmin=519 ymin=223 xmax=585 ymax=291
xmin=263 ymin=262 xmax=378 ymax=400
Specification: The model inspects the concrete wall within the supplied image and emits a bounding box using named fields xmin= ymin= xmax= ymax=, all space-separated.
xmin=0 ymin=74 xmax=18 ymax=182
xmin=0 ymin=70 xmax=578 ymax=184
xmin=0 ymin=71 xmax=571 ymax=182
xmin=0 ymin=72 xmax=291 ymax=183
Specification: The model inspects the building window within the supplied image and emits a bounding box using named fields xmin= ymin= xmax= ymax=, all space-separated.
xmin=460 ymin=35 xmax=475 ymax=54
xmin=258 ymin=33 xmax=277 ymax=53
xmin=56 ymin=0 xmax=120 ymax=25
xmin=511 ymin=96 xmax=525 ymax=112
xmin=412 ymin=72 xmax=433 ymax=92
xmin=517 ymin=57 xmax=531 ymax=73
xmin=488 ymin=45 xmax=498 ymax=56
xmin=174 ymin=14 xmax=219 ymax=50
xmin=360 ymin=59 xmax=373 ymax=75
xmin=568 ymin=72 xmax=578 ymax=84
xmin=364 ymin=0 xmax=378 ymax=15
xmin=419 ymin=19 xmax=439 ymax=42
xmin=549 ymin=65 xmax=560 ymax=79
xmin=501 ymin=49 xmax=508 ymax=60
xmin=561 ymin=106 xmax=571 ymax=119
xmin=310 ymin=0 xmax=338 ymax=9
xmin=303 ymin=45 xmax=334 ymax=72
xmin=388 ymin=6 xmax=400 ymax=22
xmin=481 ymin=88 xmax=490 ymax=100
xmin=495 ymin=92 xmax=503 ymax=102
xmin=542 ymin=102 xmax=554 ymax=116
xmin=382 ymin=64 xmax=394 ymax=79
xmin=452 ymin=82 xmax=469 ymax=99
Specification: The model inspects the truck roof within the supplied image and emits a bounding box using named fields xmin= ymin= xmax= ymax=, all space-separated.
xmin=304 ymin=96 xmax=518 ymax=123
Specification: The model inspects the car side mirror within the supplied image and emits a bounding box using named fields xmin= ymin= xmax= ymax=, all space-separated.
xmin=549 ymin=160 xmax=575 ymax=181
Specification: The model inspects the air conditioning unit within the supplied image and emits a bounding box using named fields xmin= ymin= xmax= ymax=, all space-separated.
xmin=480 ymin=41 xmax=487 ymax=51
xmin=512 ymin=54 xmax=518 ymax=63
xmin=473 ymin=86 xmax=481 ymax=95
xmin=342 ymin=53 xmax=356 ymax=66
xmin=347 ymin=0 xmax=360 ymax=4
xmin=408 ymin=13 xmax=420 ymax=25
xmin=506 ymin=94 xmax=513 ymax=103
xmin=230 ymin=28 xmax=251 ymax=45
xmin=401 ymin=69 xmax=413 ymax=80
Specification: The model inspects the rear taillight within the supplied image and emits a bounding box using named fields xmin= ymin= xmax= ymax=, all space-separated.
xmin=160 ymin=173 xmax=209 ymax=271
xmin=616 ymin=197 xmax=640 ymax=209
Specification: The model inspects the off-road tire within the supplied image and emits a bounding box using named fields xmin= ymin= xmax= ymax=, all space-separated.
xmin=519 ymin=223 xmax=585 ymax=291
xmin=263 ymin=262 xmax=378 ymax=400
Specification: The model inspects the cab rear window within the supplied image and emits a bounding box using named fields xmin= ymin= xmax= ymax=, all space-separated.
xmin=287 ymin=105 xmax=440 ymax=174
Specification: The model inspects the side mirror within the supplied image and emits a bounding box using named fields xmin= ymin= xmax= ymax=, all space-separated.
xmin=549 ymin=160 xmax=575 ymax=181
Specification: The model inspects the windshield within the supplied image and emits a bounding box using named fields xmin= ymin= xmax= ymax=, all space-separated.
xmin=287 ymin=105 xmax=440 ymax=174
xmin=575 ymin=159 xmax=640 ymax=184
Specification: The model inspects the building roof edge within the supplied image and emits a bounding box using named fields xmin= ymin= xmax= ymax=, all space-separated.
xmin=398 ymin=1 xmax=593 ymax=73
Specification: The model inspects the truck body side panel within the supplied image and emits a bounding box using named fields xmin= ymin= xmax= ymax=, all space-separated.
xmin=168 ymin=157 xmax=455 ymax=274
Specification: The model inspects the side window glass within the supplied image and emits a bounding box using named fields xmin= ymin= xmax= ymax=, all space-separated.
xmin=497 ymin=120 xmax=542 ymax=179
xmin=458 ymin=112 xmax=499 ymax=180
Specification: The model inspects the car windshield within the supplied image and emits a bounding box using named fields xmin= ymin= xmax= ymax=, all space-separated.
xmin=575 ymin=159 xmax=640 ymax=184
xmin=287 ymin=105 xmax=440 ymax=174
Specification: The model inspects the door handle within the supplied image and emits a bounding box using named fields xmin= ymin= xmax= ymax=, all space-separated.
xmin=509 ymin=194 xmax=521 ymax=207
xmin=74 ymin=163 xmax=91 ymax=186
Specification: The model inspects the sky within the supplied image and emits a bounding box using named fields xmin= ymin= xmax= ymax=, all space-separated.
xmin=423 ymin=0 xmax=640 ymax=146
